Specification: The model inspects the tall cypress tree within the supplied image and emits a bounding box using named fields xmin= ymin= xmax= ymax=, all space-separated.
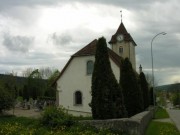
xmin=120 ymin=58 xmax=143 ymax=117
xmin=149 ymin=87 xmax=154 ymax=105
xmin=91 ymin=37 xmax=126 ymax=119
xmin=139 ymin=72 xmax=149 ymax=110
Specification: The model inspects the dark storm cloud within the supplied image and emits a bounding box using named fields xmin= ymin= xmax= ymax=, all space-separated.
xmin=49 ymin=33 xmax=73 ymax=46
xmin=2 ymin=33 xmax=34 ymax=53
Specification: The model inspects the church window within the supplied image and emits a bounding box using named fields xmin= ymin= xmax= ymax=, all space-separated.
xmin=87 ymin=60 xmax=94 ymax=75
xmin=74 ymin=91 xmax=82 ymax=105
xmin=119 ymin=47 xmax=123 ymax=54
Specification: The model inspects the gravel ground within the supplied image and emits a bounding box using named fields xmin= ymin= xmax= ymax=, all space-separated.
xmin=6 ymin=107 xmax=41 ymax=118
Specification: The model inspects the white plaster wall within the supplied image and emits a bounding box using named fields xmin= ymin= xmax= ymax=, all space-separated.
xmin=110 ymin=58 xmax=120 ymax=83
xmin=57 ymin=55 xmax=120 ymax=116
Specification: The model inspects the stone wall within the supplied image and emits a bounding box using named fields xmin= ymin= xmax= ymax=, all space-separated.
xmin=80 ymin=107 xmax=155 ymax=135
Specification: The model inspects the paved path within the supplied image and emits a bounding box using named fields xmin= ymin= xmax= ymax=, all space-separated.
xmin=153 ymin=118 xmax=173 ymax=123
xmin=166 ymin=109 xmax=180 ymax=132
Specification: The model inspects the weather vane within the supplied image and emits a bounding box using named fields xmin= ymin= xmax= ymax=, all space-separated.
xmin=120 ymin=10 xmax=122 ymax=22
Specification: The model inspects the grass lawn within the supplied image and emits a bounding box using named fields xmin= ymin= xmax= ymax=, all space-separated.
xmin=154 ymin=107 xmax=169 ymax=119
xmin=145 ymin=107 xmax=180 ymax=135
xmin=0 ymin=115 xmax=123 ymax=135
xmin=145 ymin=121 xmax=180 ymax=135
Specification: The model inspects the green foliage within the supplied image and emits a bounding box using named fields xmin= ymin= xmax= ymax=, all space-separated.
xmin=43 ymin=69 xmax=59 ymax=98
xmin=0 ymin=116 xmax=48 ymax=135
xmin=0 ymin=86 xmax=14 ymax=113
xmin=139 ymin=72 xmax=149 ymax=109
xmin=44 ymin=87 xmax=56 ymax=98
xmin=157 ymin=95 xmax=166 ymax=107
xmin=91 ymin=37 xmax=126 ymax=119
xmin=0 ymin=116 xmax=124 ymax=135
xmin=172 ymin=90 xmax=180 ymax=106
xmin=16 ymin=96 xmax=23 ymax=103
xmin=120 ymin=58 xmax=143 ymax=117
xmin=0 ymin=68 xmax=58 ymax=102
xmin=48 ymin=70 xmax=60 ymax=85
xmin=155 ymin=107 xmax=169 ymax=119
xmin=38 ymin=96 xmax=56 ymax=101
xmin=145 ymin=121 xmax=180 ymax=135
xmin=22 ymin=84 xmax=29 ymax=100
xmin=40 ymin=106 xmax=75 ymax=128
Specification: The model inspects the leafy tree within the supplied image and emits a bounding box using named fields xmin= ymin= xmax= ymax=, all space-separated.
xmin=26 ymin=69 xmax=46 ymax=100
xmin=139 ymin=72 xmax=149 ymax=109
xmin=0 ymin=86 xmax=14 ymax=113
xmin=91 ymin=37 xmax=126 ymax=119
xmin=23 ymin=85 xmax=29 ymax=100
xmin=48 ymin=70 xmax=60 ymax=85
xmin=120 ymin=58 xmax=143 ymax=117
xmin=172 ymin=90 xmax=180 ymax=106
xmin=44 ymin=70 xmax=59 ymax=98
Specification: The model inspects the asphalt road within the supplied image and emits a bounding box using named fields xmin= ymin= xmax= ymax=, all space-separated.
xmin=167 ymin=109 xmax=180 ymax=132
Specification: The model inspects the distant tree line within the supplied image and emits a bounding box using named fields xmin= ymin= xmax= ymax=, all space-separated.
xmin=91 ymin=37 xmax=153 ymax=119
xmin=0 ymin=67 xmax=59 ymax=112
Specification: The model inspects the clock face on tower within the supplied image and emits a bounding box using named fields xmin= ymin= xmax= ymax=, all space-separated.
xmin=116 ymin=34 xmax=124 ymax=42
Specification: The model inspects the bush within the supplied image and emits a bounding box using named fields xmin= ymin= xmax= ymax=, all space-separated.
xmin=0 ymin=86 xmax=14 ymax=113
xmin=16 ymin=96 xmax=23 ymax=103
xmin=40 ymin=106 xmax=75 ymax=128
xmin=0 ymin=116 xmax=124 ymax=135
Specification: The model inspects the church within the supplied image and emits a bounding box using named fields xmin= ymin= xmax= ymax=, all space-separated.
xmin=54 ymin=20 xmax=137 ymax=116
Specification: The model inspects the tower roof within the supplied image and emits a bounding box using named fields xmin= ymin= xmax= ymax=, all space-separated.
xmin=109 ymin=22 xmax=137 ymax=46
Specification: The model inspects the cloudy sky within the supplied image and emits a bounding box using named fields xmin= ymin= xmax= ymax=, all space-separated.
xmin=0 ymin=0 xmax=180 ymax=85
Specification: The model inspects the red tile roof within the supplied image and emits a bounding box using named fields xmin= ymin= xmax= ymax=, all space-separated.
xmin=73 ymin=39 xmax=123 ymax=67
xmin=73 ymin=39 xmax=98 ymax=56
xmin=109 ymin=22 xmax=137 ymax=46
xmin=52 ymin=39 xmax=123 ymax=86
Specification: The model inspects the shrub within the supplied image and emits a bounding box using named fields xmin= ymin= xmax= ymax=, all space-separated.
xmin=16 ymin=96 xmax=23 ymax=103
xmin=40 ymin=106 xmax=75 ymax=128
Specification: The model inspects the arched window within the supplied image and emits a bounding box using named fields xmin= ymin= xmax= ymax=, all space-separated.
xmin=74 ymin=91 xmax=82 ymax=105
xmin=119 ymin=47 xmax=123 ymax=54
xmin=87 ymin=60 xmax=94 ymax=75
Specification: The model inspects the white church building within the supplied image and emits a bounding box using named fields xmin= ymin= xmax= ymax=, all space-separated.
xmin=54 ymin=21 xmax=137 ymax=116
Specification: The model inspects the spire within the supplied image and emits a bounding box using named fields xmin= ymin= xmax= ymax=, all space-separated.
xmin=139 ymin=65 xmax=142 ymax=73
xmin=108 ymin=11 xmax=137 ymax=46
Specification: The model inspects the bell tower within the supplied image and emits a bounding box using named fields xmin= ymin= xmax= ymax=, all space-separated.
xmin=109 ymin=16 xmax=137 ymax=70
